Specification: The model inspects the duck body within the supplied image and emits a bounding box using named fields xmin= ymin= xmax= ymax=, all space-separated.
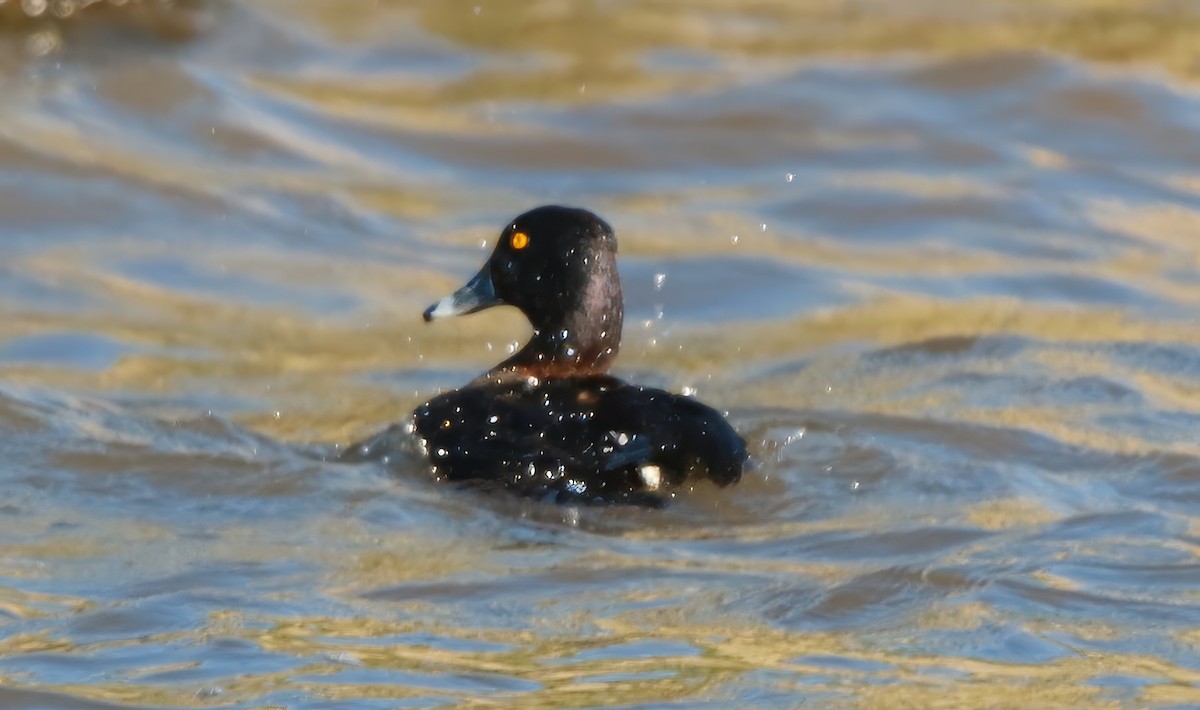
xmin=360 ymin=205 xmax=747 ymax=506
xmin=414 ymin=375 xmax=744 ymax=506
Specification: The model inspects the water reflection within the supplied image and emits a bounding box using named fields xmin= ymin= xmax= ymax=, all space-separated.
xmin=0 ymin=0 xmax=1199 ymax=707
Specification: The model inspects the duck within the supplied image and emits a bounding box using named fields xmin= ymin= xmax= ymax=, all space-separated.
xmin=351 ymin=205 xmax=746 ymax=507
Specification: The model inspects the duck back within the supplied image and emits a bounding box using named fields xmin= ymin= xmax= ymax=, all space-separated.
xmin=412 ymin=376 xmax=745 ymax=506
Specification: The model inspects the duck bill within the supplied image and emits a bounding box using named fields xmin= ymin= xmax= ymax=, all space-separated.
xmin=423 ymin=266 xmax=502 ymax=322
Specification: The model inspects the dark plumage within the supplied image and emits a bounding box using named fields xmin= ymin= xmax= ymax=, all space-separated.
xmin=356 ymin=205 xmax=746 ymax=506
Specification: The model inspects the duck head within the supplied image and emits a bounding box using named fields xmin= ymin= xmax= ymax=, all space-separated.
xmin=424 ymin=205 xmax=624 ymax=380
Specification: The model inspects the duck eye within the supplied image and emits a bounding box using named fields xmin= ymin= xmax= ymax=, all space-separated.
xmin=510 ymin=232 xmax=529 ymax=250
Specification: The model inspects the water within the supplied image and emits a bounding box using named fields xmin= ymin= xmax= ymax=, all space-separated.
xmin=1 ymin=1 xmax=1200 ymax=707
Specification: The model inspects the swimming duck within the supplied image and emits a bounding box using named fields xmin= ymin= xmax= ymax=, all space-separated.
xmin=361 ymin=205 xmax=746 ymax=506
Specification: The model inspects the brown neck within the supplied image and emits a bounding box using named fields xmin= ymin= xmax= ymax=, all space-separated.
xmin=486 ymin=326 xmax=620 ymax=382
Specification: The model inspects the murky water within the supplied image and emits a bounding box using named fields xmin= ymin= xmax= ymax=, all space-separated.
xmin=2 ymin=1 xmax=1200 ymax=707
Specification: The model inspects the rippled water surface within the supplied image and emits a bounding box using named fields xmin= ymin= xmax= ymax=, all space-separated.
xmin=2 ymin=1 xmax=1200 ymax=707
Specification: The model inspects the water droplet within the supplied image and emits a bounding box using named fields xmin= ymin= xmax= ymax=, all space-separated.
xmin=22 ymin=0 xmax=47 ymax=17
xmin=682 ymin=386 xmax=697 ymax=397
xmin=760 ymin=223 xmax=768 ymax=232
xmin=507 ymin=340 xmax=519 ymax=354
xmin=654 ymin=273 xmax=666 ymax=291
xmin=488 ymin=415 xmax=499 ymax=424
xmin=731 ymin=234 xmax=740 ymax=245
xmin=564 ymin=507 xmax=581 ymax=526
xmin=274 ymin=411 xmax=281 ymax=419
xmin=25 ymin=28 xmax=59 ymax=55
xmin=640 ymin=464 xmax=662 ymax=491
xmin=785 ymin=172 xmax=795 ymax=183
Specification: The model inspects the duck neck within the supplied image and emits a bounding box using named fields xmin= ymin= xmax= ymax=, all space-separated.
xmin=488 ymin=267 xmax=623 ymax=382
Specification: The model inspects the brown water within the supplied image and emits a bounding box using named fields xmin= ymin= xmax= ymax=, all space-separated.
xmin=2 ymin=1 xmax=1200 ymax=707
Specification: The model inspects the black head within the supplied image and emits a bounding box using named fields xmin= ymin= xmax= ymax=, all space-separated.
xmin=424 ymin=205 xmax=624 ymax=377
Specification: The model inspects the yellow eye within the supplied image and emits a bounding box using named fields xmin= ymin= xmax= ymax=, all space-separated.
xmin=510 ymin=231 xmax=529 ymax=250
